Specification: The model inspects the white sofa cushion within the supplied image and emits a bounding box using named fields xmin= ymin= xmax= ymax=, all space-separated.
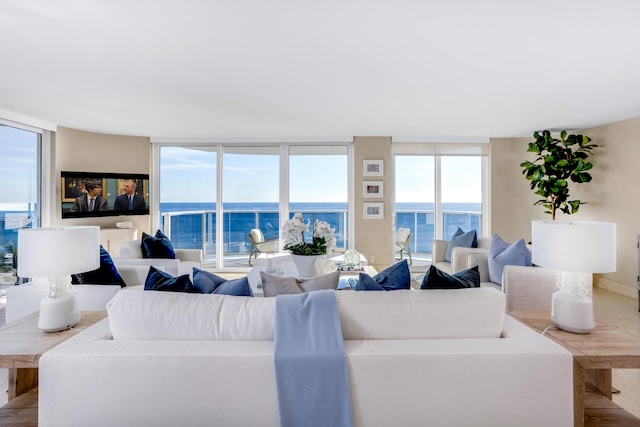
xmin=107 ymin=288 xmax=505 ymax=341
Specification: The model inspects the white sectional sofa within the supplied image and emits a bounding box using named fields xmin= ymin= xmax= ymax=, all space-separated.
xmin=39 ymin=288 xmax=573 ymax=427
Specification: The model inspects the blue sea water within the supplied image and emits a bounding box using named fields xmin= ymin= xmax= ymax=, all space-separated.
xmin=158 ymin=202 xmax=481 ymax=253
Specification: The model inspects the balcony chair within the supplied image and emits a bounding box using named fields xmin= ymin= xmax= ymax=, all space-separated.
xmin=395 ymin=227 xmax=413 ymax=265
xmin=248 ymin=229 xmax=279 ymax=266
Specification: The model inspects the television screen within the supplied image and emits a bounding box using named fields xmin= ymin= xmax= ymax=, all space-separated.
xmin=61 ymin=171 xmax=150 ymax=219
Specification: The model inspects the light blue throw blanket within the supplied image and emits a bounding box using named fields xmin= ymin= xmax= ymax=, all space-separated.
xmin=274 ymin=290 xmax=353 ymax=427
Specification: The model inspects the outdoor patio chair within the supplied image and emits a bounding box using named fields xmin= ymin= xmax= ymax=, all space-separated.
xmin=395 ymin=227 xmax=413 ymax=265
xmin=248 ymin=229 xmax=279 ymax=266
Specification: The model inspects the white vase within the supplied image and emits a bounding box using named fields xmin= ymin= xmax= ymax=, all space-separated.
xmin=290 ymin=254 xmax=325 ymax=277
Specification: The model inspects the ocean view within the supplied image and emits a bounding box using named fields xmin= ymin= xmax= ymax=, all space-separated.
xmin=0 ymin=202 xmax=481 ymax=260
xmin=159 ymin=202 xmax=482 ymax=254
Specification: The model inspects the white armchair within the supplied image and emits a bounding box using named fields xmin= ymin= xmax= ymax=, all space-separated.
xmin=114 ymin=239 xmax=203 ymax=278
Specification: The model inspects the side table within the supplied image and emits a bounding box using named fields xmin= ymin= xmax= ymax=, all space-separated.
xmin=510 ymin=311 xmax=640 ymax=427
xmin=0 ymin=311 xmax=107 ymax=401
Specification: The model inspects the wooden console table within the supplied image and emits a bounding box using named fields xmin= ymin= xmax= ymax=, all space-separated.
xmin=0 ymin=311 xmax=107 ymax=401
xmin=510 ymin=311 xmax=640 ymax=427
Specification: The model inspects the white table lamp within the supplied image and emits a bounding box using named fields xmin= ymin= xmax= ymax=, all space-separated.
xmin=532 ymin=220 xmax=616 ymax=334
xmin=18 ymin=226 xmax=100 ymax=332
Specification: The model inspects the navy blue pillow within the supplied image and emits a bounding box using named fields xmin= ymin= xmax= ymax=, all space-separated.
xmin=141 ymin=230 xmax=176 ymax=259
xmin=144 ymin=266 xmax=196 ymax=293
xmin=355 ymin=259 xmax=411 ymax=291
xmin=72 ymin=245 xmax=126 ymax=287
xmin=420 ymin=265 xmax=480 ymax=289
xmin=192 ymin=267 xmax=253 ymax=296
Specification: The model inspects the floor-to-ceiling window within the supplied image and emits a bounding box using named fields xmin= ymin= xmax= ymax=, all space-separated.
xmin=156 ymin=141 xmax=351 ymax=270
xmin=395 ymin=156 xmax=435 ymax=256
xmin=222 ymin=146 xmax=280 ymax=266
xmin=394 ymin=142 xmax=488 ymax=261
xmin=159 ymin=146 xmax=217 ymax=263
xmin=441 ymin=156 xmax=482 ymax=239
xmin=0 ymin=123 xmax=41 ymax=286
xmin=289 ymin=145 xmax=348 ymax=250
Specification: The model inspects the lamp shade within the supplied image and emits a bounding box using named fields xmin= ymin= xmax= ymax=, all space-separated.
xmin=531 ymin=220 xmax=616 ymax=273
xmin=17 ymin=226 xmax=100 ymax=278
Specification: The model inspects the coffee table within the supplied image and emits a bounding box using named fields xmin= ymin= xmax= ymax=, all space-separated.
xmin=510 ymin=311 xmax=640 ymax=427
xmin=0 ymin=311 xmax=107 ymax=402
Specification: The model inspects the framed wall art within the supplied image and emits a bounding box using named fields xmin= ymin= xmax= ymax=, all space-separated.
xmin=363 ymin=159 xmax=384 ymax=176
xmin=363 ymin=202 xmax=384 ymax=219
xmin=363 ymin=181 xmax=383 ymax=198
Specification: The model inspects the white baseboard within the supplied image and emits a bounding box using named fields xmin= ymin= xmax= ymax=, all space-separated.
xmin=594 ymin=276 xmax=639 ymax=300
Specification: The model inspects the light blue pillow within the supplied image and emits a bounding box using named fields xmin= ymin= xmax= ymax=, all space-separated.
xmin=355 ymin=259 xmax=410 ymax=291
xmin=445 ymin=227 xmax=477 ymax=262
xmin=488 ymin=234 xmax=532 ymax=285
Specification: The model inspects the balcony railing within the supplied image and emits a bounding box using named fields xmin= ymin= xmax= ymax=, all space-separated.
xmin=160 ymin=208 xmax=481 ymax=264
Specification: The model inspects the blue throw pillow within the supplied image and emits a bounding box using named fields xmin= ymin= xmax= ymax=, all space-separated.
xmin=141 ymin=230 xmax=176 ymax=259
xmin=144 ymin=266 xmax=196 ymax=293
xmin=192 ymin=267 xmax=253 ymax=296
xmin=72 ymin=245 xmax=126 ymax=287
xmin=487 ymin=234 xmax=532 ymax=286
xmin=355 ymin=259 xmax=411 ymax=291
xmin=445 ymin=227 xmax=477 ymax=262
xmin=420 ymin=265 xmax=480 ymax=289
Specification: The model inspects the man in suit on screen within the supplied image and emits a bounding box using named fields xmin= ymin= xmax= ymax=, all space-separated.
xmin=114 ymin=179 xmax=146 ymax=211
xmin=70 ymin=180 xmax=108 ymax=212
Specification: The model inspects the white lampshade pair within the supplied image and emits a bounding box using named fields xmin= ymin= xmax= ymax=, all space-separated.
xmin=531 ymin=220 xmax=616 ymax=334
xmin=18 ymin=226 xmax=100 ymax=332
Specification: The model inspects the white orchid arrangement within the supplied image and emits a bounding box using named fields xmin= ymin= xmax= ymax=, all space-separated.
xmin=281 ymin=212 xmax=336 ymax=255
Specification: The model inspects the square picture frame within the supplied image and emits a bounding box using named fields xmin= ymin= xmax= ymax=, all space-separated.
xmin=363 ymin=181 xmax=383 ymax=198
xmin=363 ymin=159 xmax=384 ymax=176
xmin=363 ymin=202 xmax=384 ymax=219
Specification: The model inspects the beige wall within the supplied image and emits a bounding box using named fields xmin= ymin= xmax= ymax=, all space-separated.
xmin=53 ymin=127 xmax=152 ymax=233
xmin=353 ymin=136 xmax=394 ymax=268
xmin=491 ymin=118 xmax=640 ymax=297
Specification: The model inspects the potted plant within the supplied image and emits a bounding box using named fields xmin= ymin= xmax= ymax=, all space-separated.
xmin=520 ymin=130 xmax=598 ymax=219
xmin=281 ymin=213 xmax=336 ymax=276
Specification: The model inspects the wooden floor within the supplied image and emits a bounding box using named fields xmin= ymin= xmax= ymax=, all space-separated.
xmin=0 ymin=388 xmax=37 ymax=427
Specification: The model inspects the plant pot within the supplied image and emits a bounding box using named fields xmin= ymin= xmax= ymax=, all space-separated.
xmin=290 ymin=254 xmax=325 ymax=277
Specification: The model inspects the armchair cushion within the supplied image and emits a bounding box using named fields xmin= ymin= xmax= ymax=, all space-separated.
xmin=356 ymin=259 xmax=410 ymax=291
xmin=445 ymin=227 xmax=477 ymax=262
xmin=192 ymin=267 xmax=253 ymax=296
xmin=488 ymin=234 xmax=532 ymax=286
xmin=72 ymin=245 xmax=126 ymax=287
xmin=141 ymin=230 xmax=176 ymax=259
xmin=420 ymin=265 xmax=480 ymax=289
xmin=144 ymin=266 xmax=196 ymax=293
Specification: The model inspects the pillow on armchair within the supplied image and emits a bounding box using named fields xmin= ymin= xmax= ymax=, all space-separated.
xmin=488 ymin=234 xmax=532 ymax=285
xmin=141 ymin=230 xmax=176 ymax=259
xmin=445 ymin=227 xmax=477 ymax=262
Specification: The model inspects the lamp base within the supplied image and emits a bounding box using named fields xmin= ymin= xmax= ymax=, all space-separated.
xmin=38 ymin=292 xmax=81 ymax=332
xmin=551 ymin=290 xmax=595 ymax=334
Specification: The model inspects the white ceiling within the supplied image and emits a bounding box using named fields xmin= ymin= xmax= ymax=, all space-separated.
xmin=1 ymin=0 xmax=640 ymax=140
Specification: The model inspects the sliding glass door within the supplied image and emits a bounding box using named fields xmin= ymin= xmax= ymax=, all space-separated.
xmin=222 ymin=146 xmax=280 ymax=267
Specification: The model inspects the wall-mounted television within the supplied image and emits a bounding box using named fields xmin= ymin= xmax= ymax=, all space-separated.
xmin=61 ymin=171 xmax=150 ymax=219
